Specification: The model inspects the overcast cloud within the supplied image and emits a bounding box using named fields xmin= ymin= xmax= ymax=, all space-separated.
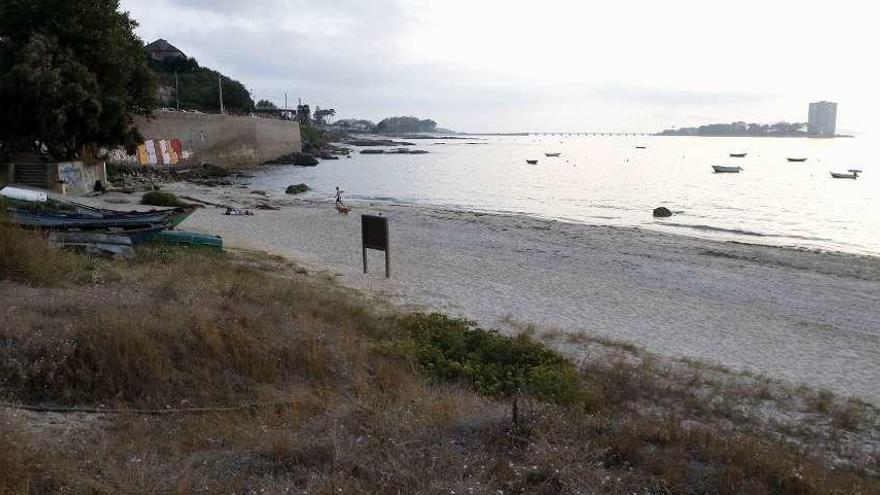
xmin=122 ymin=0 xmax=880 ymax=133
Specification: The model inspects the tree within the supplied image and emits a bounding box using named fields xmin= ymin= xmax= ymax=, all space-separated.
xmin=314 ymin=106 xmax=336 ymax=125
xmin=376 ymin=116 xmax=438 ymax=133
xmin=148 ymin=57 xmax=253 ymax=114
xmin=0 ymin=0 xmax=157 ymax=159
xmin=313 ymin=107 xmax=336 ymax=125
xmin=296 ymin=104 xmax=311 ymax=126
xmin=255 ymin=99 xmax=277 ymax=110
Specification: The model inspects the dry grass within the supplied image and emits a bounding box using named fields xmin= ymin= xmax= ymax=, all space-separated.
xmin=0 ymin=214 xmax=95 ymax=285
xmin=1 ymin=224 xmax=878 ymax=493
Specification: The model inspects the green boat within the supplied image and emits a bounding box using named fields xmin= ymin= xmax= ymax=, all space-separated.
xmin=155 ymin=230 xmax=223 ymax=250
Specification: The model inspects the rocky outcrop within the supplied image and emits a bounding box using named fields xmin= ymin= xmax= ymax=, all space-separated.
xmin=345 ymin=138 xmax=414 ymax=147
xmin=286 ymin=183 xmax=310 ymax=195
xmin=265 ymin=152 xmax=319 ymax=166
xmin=653 ymin=207 xmax=673 ymax=218
xmin=359 ymin=148 xmax=429 ymax=155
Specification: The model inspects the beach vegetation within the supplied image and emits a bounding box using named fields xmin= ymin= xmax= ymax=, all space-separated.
xmin=0 ymin=224 xmax=877 ymax=493
xmin=141 ymin=190 xmax=188 ymax=207
xmin=0 ymin=209 xmax=94 ymax=285
xmin=393 ymin=313 xmax=584 ymax=423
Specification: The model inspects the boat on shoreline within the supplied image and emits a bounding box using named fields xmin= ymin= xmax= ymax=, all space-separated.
xmin=6 ymin=206 xmax=194 ymax=230
xmin=787 ymin=157 xmax=807 ymax=162
xmin=635 ymin=146 xmax=647 ymax=149
xmin=830 ymin=169 xmax=862 ymax=179
xmin=526 ymin=159 xmax=538 ymax=164
xmin=545 ymin=153 xmax=561 ymax=157
xmin=1 ymin=185 xmax=194 ymax=230
xmin=712 ymin=165 xmax=743 ymax=173
xmin=729 ymin=152 xmax=747 ymax=158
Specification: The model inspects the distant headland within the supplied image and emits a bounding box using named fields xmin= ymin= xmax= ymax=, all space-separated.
xmin=657 ymin=101 xmax=851 ymax=137
xmin=656 ymin=122 xmax=852 ymax=138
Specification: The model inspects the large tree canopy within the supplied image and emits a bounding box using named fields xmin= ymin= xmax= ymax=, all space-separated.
xmin=0 ymin=0 xmax=156 ymax=159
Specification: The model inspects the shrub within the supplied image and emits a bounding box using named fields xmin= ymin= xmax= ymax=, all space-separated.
xmin=141 ymin=191 xmax=187 ymax=207
xmin=396 ymin=313 xmax=584 ymax=420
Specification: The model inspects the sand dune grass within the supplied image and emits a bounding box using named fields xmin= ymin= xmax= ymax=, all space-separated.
xmin=0 ymin=223 xmax=878 ymax=493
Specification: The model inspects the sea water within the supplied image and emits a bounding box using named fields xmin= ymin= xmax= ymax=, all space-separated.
xmin=250 ymin=134 xmax=880 ymax=256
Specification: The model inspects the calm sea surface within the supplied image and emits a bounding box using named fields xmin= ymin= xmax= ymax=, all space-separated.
xmin=250 ymin=135 xmax=880 ymax=256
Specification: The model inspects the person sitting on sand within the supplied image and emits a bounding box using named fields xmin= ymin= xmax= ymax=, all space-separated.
xmin=334 ymin=186 xmax=345 ymax=207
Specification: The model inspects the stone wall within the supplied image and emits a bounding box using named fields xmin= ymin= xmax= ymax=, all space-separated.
xmin=122 ymin=111 xmax=302 ymax=168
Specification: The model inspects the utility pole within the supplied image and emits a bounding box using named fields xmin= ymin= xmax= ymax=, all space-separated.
xmin=284 ymin=93 xmax=288 ymax=111
xmin=218 ymin=75 xmax=224 ymax=114
xmin=175 ymin=70 xmax=180 ymax=110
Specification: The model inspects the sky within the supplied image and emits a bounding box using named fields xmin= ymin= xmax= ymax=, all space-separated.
xmin=121 ymin=0 xmax=880 ymax=134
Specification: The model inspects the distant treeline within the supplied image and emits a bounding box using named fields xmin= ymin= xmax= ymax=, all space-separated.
xmin=658 ymin=122 xmax=807 ymax=137
xmin=149 ymin=57 xmax=253 ymax=113
xmin=331 ymin=116 xmax=439 ymax=133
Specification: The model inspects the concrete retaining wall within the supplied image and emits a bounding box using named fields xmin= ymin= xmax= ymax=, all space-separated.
xmin=0 ymin=156 xmax=105 ymax=195
xmin=123 ymin=111 xmax=301 ymax=168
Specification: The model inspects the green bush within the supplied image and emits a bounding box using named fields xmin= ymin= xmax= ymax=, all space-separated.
xmin=397 ymin=313 xmax=583 ymax=406
xmin=141 ymin=191 xmax=187 ymax=207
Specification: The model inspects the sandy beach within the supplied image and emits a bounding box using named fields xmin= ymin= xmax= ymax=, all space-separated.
xmin=91 ymin=183 xmax=880 ymax=404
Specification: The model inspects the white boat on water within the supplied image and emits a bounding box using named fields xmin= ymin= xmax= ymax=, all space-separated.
xmin=712 ymin=165 xmax=742 ymax=173
xmin=830 ymin=169 xmax=862 ymax=179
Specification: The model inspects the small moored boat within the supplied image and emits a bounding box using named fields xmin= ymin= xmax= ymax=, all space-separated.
xmin=635 ymin=146 xmax=647 ymax=149
xmin=830 ymin=169 xmax=862 ymax=179
xmin=712 ymin=165 xmax=742 ymax=173
xmin=729 ymin=152 xmax=747 ymax=158
xmin=545 ymin=153 xmax=561 ymax=157
xmin=787 ymin=157 xmax=807 ymax=162
xmin=526 ymin=159 xmax=538 ymax=164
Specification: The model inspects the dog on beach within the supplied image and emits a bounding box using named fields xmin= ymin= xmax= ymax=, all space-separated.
xmin=335 ymin=204 xmax=351 ymax=215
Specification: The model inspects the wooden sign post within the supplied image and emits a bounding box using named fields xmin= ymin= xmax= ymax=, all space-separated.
xmin=362 ymin=214 xmax=390 ymax=278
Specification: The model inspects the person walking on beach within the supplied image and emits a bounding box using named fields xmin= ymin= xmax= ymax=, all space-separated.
xmin=334 ymin=186 xmax=345 ymax=207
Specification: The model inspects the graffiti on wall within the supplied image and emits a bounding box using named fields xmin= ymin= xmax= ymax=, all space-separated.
xmin=57 ymin=162 xmax=85 ymax=190
xmin=136 ymin=138 xmax=187 ymax=166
